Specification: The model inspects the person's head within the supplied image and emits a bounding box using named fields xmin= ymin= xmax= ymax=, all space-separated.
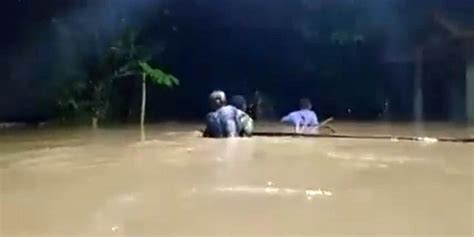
xmin=299 ymin=98 xmax=312 ymax=110
xmin=230 ymin=95 xmax=247 ymax=111
xmin=209 ymin=90 xmax=227 ymax=110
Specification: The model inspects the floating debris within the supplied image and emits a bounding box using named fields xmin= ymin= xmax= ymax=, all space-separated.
xmin=417 ymin=137 xmax=438 ymax=144
xmin=305 ymin=189 xmax=333 ymax=198
xmin=208 ymin=185 xmax=333 ymax=199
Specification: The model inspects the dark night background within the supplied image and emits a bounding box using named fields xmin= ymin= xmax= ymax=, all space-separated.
xmin=1 ymin=0 xmax=473 ymax=123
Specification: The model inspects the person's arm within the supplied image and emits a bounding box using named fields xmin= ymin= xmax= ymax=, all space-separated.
xmin=281 ymin=112 xmax=296 ymax=123
xmin=282 ymin=112 xmax=303 ymax=133
xmin=236 ymin=109 xmax=254 ymax=136
xmin=306 ymin=111 xmax=319 ymax=133
xmin=312 ymin=112 xmax=319 ymax=126
xmin=241 ymin=114 xmax=254 ymax=136
xmin=204 ymin=112 xmax=222 ymax=137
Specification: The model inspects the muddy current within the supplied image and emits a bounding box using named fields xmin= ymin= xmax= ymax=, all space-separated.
xmin=0 ymin=122 xmax=473 ymax=236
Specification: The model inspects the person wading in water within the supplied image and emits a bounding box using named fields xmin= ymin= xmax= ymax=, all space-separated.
xmin=203 ymin=91 xmax=253 ymax=138
xmin=281 ymin=98 xmax=319 ymax=133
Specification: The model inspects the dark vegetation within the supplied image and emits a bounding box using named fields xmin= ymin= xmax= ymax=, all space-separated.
xmin=1 ymin=0 xmax=473 ymax=124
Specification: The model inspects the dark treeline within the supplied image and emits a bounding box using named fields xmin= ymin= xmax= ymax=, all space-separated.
xmin=1 ymin=0 xmax=473 ymax=123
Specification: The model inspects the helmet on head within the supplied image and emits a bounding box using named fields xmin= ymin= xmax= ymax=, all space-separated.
xmin=209 ymin=90 xmax=227 ymax=109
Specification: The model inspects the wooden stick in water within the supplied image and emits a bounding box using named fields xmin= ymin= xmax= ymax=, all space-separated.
xmin=316 ymin=117 xmax=335 ymax=133
xmin=251 ymin=132 xmax=474 ymax=143
xmin=293 ymin=117 xmax=335 ymax=134
xmin=252 ymin=117 xmax=474 ymax=143
xmin=318 ymin=117 xmax=334 ymax=127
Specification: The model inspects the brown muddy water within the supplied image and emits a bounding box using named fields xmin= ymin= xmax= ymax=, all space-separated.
xmin=0 ymin=122 xmax=473 ymax=236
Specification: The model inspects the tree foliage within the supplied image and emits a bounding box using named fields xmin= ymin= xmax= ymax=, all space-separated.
xmin=55 ymin=26 xmax=179 ymax=124
xmin=109 ymin=29 xmax=179 ymax=86
xmin=108 ymin=29 xmax=179 ymax=128
xmin=138 ymin=61 xmax=179 ymax=87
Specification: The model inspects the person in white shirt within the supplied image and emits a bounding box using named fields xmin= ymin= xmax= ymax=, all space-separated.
xmin=281 ymin=98 xmax=319 ymax=133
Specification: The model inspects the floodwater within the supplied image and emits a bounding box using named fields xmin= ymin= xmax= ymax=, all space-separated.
xmin=0 ymin=122 xmax=473 ymax=236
